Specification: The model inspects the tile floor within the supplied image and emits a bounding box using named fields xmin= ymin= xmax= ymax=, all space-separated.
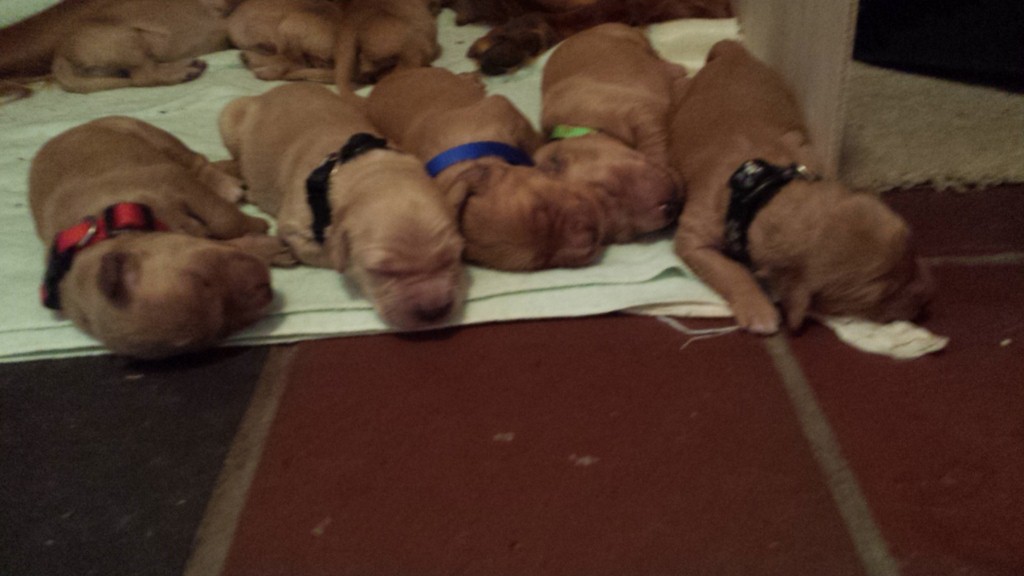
xmin=1 ymin=184 xmax=1022 ymax=576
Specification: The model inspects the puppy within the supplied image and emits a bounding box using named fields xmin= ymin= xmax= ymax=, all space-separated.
xmin=534 ymin=23 xmax=684 ymax=242
xmin=218 ymin=82 xmax=466 ymax=329
xmin=0 ymin=0 xmax=240 ymax=97
xmin=227 ymin=0 xmax=344 ymax=83
xmin=29 ymin=116 xmax=291 ymax=359
xmin=443 ymin=0 xmax=732 ymax=75
xmin=334 ymin=0 xmax=441 ymax=86
xmin=669 ymin=40 xmax=933 ymax=334
xmin=366 ymin=66 xmax=606 ymax=270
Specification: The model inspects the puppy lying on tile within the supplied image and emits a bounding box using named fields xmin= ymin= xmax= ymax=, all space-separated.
xmin=366 ymin=67 xmax=607 ymax=271
xmin=0 ymin=0 xmax=240 ymax=97
xmin=669 ymin=40 xmax=933 ymax=334
xmin=218 ymin=82 xmax=466 ymax=329
xmin=228 ymin=0 xmax=438 ymax=86
xmin=29 ymin=116 xmax=291 ymax=359
xmin=534 ymin=23 xmax=684 ymax=243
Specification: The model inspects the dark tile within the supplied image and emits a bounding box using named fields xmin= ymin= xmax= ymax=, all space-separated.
xmin=884 ymin=185 xmax=1024 ymax=257
xmin=225 ymin=315 xmax=866 ymax=576
xmin=0 ymin=347 xmax=267 ymax=576
xmin=788 ymin=264 xmax=1024 ymax=576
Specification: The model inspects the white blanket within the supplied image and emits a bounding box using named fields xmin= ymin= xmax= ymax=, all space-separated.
xmin=0 ymin=6 xmax=946 ymax=361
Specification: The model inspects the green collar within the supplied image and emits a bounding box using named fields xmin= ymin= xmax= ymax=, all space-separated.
xmin=548 ymin=124 xmax=599 ymax=140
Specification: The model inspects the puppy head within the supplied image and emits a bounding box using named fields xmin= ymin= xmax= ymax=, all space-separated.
xmin=59 ymin=233 xmax=274 ymax=359
xmin=534 ymin=135 xmax=682 ymax=241
xmin=339 ymin=171 xmax=467 ymax=330
xmin=771 ymin=191 xmax=933 ymax=329
xmin=446 ymin=162 xmax=607 ymax=270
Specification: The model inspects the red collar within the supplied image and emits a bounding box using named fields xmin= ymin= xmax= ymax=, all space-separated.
xmin=41 ymin=203 xmax=168 ymax=310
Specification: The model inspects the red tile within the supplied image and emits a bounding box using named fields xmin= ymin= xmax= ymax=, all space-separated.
xmin=224 ymin=315 xmax=866 ymax=576
xmin=788 ymin=264 xmax=1024 ymax=576
xmin=884 ymin=185 xmax=1024 ymax=257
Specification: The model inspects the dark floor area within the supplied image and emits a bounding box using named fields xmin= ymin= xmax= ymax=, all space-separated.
xmin=1 ymin=184 xmax=1022 ymax=576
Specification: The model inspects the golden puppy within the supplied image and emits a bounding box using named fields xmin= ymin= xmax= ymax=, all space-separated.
xmin=334 ymin=0 xmax=441 ymax=86
xmin=29 ymin=116 xmax=290 ymax=359
xmin=670 ymin=40 xmax=933 ymax=334
xmin=443 ymin=0 xmax=732 ymax=75
xmin=0 ymin=0 xmax=240 ymax=96
xmin=535 ymin=23 xmax=684 ymax=242
xmin=366 ymin=66 xmax=607 ymax=270
xmin=227 ymin=0 xmax=344 ymax=83
xmin=218 ymin=82 xmax=466 ymax=329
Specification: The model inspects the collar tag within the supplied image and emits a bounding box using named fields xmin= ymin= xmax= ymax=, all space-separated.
xmin=425 ymin=141 xmax=534 ymax=177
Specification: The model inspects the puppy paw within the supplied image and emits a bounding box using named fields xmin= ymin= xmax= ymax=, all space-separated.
xmin=230 ymin=234 xmax=299 ymax=267
xmin=467 ymin=16 xmax=557 ymax=75
xmin=731 ymin=297 xmax=781 ymax=335
xmin=183 ymin=59 xmax=208 ymax=82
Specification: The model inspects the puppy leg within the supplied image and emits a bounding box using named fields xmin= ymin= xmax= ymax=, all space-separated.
xmin=225 ymin=234 xmax=299 ymax=267
xmin=53 ymin=24 xmax=207 ymax=93
xmin=102 ymin=117 xmax=246 ymax=203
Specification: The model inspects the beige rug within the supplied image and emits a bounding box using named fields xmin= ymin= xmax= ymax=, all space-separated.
xmin=840 ymin=61 xmax=1024 ymax=191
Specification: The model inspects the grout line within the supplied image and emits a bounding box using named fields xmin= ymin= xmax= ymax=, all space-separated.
xmin=181 ymin=344 xmax=298 ymax=576
xmin=923 ymin=252 xmax=1024 ymax=266
xmin=762 ymin=335 xmax=902 ymax=576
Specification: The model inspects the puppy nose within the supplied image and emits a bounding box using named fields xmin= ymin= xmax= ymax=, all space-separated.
xmin=416 ymin=301 xmax=453 ymax=323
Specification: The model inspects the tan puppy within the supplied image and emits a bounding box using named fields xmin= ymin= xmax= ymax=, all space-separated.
xmin=218 ymin=82 xmax=466 ymax=329
xmin=535 ymin=23 xmax=684 ymax=242
xmin=227 ymin=0 xmax=344 ymax=83
xmin=29 ymin=116 xmax=290 ymax=359
xmin=0 ymin=0 xmax=240 ymax=96
xmin=670 ymin=40 xmax=932 ymax=334
xmin=334 ymin=0 xmax=441 ymax=86
xmin=366 ymin=67 xmax=607 ymax=270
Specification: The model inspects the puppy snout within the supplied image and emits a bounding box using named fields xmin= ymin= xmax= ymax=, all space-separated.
xmin=415 ymin=300 xmax=454 ymax=323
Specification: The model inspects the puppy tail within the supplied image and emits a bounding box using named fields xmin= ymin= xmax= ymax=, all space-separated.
xmin=332 ymin=24 xmax=360 ymax=91
xmin=0 ymin=0 xmax=97 ymax=77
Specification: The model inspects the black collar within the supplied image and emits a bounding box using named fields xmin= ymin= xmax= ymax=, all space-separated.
xmin=305 ymin=132 xmax=390 ymax=244
xmin=723 ymin=159 xmax=818 ymax=265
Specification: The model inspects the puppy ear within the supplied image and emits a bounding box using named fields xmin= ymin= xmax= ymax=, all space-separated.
xmin=98 ymin=251 xmax=134 ymax=307
xmin=445 ymin=163 xmax=495 ymax=211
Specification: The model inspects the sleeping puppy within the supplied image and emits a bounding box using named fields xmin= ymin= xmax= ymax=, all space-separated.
xmin=218 ymin=82 xmax=466 ymax=329
xmin=227 ymin=0 xmax=344 ymax=83
xmin=29 ymin=116 xmax=291 ymax=359
xmin=443 ymin=0 xmax=732 ymax=75
xmin=333 ymin=0 xmax=441 ymax=86
xmin=669 ymin=40 xmax=933 ymax=334
xmin=0 ymin=0 xmax=241 ymax=97
xmin=535 ymin=23 xmax=684 ymax=242
xmin=366 ymin=66 xmax=606 ymax=271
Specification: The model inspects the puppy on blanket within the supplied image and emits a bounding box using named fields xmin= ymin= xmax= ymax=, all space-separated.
xmin=227 ymin=0 xmax=438 ymax=87
xmin=669 ymin=40 xmax=932 ymax=334
xmin=29 ymin=116 xmax=291 ymax=359
xmin=218 ymin=82 xmax=466 ymax=329
xmin=534 ymin=23 xmax=684 ymax=243
xmin=0 ymin=0 xmax=240 ymax=97
xmin=366 ymin=66 xmax=607 ymax=271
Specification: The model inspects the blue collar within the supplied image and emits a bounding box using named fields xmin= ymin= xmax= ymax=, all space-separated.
xmin=425 ymin=141 xmax=534 ymax=177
